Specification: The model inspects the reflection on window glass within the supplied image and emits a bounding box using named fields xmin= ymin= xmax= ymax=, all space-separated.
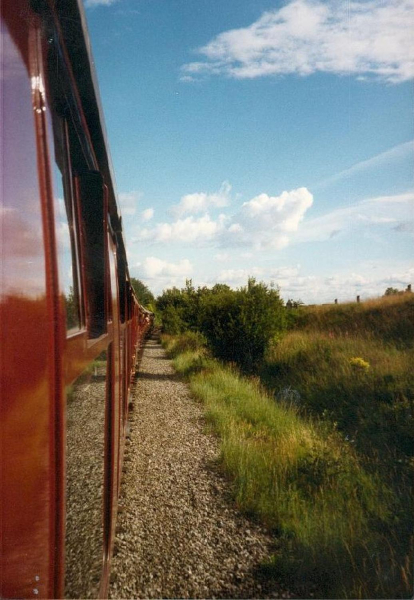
xmin=53 ymin=163 xmax=81 ymax=330
xmin=51 ymin=114 xmax=81 ymax=331
xmin=65 ymin=351 xmax=107 ymax=599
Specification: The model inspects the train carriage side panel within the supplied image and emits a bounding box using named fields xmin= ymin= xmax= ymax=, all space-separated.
xmin=1 ymin=1 xmax=145 ymax=598
xmin=0 ymin=4 xmax=62 ymax=597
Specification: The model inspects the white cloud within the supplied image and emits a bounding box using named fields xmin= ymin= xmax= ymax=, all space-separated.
xmin=212 ymin=263 xmax=414 ymax=304
xmin=222 ymin=187 xmax=313 ymax=249
xmin=281 ymin=265 xmax=414 ymax=304
xmin=269 ymin=265 xmax=301 ymax=281
xmin=136 ymin=187 xmax=313 ymax=250
xmin=182 ymin=0 xmax=414 ymax=83
xmin=214 ymin=252 xmax=231 ymax=262
xmin=217 ymin=267 xmax=264 ymax=285
xmin=141 ymin=208 xmax=154 ymax=222
xmin=118 ymin=191 xmax=142 ymax=216
xmin=317 ymin=141 xmax=414 ymax=189
xmin=133 ymin=187 xmax=413 ymax=252
xmin=132 ymin=254 xmax=413 ymax=303
xmin=380 ymin=266 xmax=414 ymax=289
xmin=172 ymin=181 xmax=231 ymax=216
xmin=136 ymin=257 xmax=194 ymax=293
xmin=297 ymin=191 xmax=414 ymax=243
xmin=136 ymin=213 xmax=228 ymax=244
xmin=84 ymin=0 xmax=119 ymax=7
xmin=140 ymin=257 xmax=193 ymax=279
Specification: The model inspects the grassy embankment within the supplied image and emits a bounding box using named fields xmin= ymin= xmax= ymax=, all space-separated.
xmin=162 ymin=294 xmax=413 ymax=599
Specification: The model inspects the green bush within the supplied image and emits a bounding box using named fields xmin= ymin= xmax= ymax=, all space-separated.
xmin=157 ymin=280 xmax=202 ymax=333
xmin=157 ymin=278 xmax=286 ymax=371
xmin=161 ymin=330 xmax=206 ymax=356
xmin=200 ymin=278 xmax=285 ymax=371
xmin=159 ymin=305 xmax=186 ymax=334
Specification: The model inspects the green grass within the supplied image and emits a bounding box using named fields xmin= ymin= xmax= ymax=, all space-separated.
xmin=262 ymin=332 xmax=414 ymax=461
xmin=260 ymin=296 xmax=414 ymax=597
xmin=162 ymin=332 xmax=412 ymax=598
xmin=294 ymin=293 xmax=414 ymax=348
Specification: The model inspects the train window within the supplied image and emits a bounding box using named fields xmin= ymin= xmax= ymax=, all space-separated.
xmin=116 ymin=235 xmax=127 ymax=323
xmin=76 ymin=172 xmax=108 ymax=338
xmin=64 ymin=351 xmax=107 ymax=598
xmin=46 ymin=32 xmax=107 ymax=338
xmin=51 ymin=117 xmax=83 ymax=331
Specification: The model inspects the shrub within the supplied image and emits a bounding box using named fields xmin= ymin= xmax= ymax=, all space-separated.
xmin=162 ymin=330 xmax=206 ymax=357
xmin=157 ymin=278 xmax=286 ymax=371
xmin=200 ymin=278 xmax=285 ymax=371
xmin=160 ymin=305 xmax=186 ymax=335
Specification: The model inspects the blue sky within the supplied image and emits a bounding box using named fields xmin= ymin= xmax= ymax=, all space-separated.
xmin=84 ymin=0 xmax=413 ymax=303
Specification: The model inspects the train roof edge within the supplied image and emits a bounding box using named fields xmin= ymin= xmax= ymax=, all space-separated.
xmin=54 ymin=0 xmax=130 ymax=273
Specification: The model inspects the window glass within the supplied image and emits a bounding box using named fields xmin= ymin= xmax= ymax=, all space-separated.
xmin=52 ymin=118 xmax=82 ymax=331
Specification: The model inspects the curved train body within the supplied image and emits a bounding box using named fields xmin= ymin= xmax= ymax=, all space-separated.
xmin=0 ymin=1 xmax=151 ymax=597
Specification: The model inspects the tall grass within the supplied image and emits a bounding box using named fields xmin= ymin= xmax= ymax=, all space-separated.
xmin=262 ymin=332 xmax=414 ymax=460
xmin=163 ymin=333 xmax=411 ymax=598
xmin=294 ymin=294 xmax=414 ymax=347
xmin=261 ymin=296 xmax=413 ymax=598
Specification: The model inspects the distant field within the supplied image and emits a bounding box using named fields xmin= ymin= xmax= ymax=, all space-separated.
xmin=162 ymin=293 xmax=413 ymax=599
xmin=292 ymin=293 xmax=414 ymax=346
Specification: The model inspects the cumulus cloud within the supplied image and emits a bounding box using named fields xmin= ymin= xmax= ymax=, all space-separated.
xmin=172 ymin=181 xmax=231 ymax=217
xmin=136 ymin=213 xmax=228 ymax=244
xmin=215 ymin=265 xmax=302 ymax=292
xmin=269 ymin=266 xmax=301 ymax=281
xmin=217 ymin=267 xmax=264 ymax=284
xmin=118 ymin=191 xmax=142 ymax=216
xmin=380 ymin=266 xmax=414 ymax=289
xmin=182 ymin=0 xmax=414 ymax=83
xmin=133 ymin=254 xmax=413 ymax=303
xmin=136 ymin=257 xmax=194 ymax=292
xmin=211 ymin=263 xmax=414 ymax=304
xmin=214 ymin=252 xmax=231 ymax=262
xmin=141 ymin=208 xmax=154 ymax=222
xmin=136 ymin=187 xmax=313 ymax=250
xmin=0 ymin=207 xmax=43 ymax=257
xmin=290 ymin=266 xmax=414 ymax=304
xmin=222 ymin=188 xmax=313 ymax=249
xmin=140 ymin=257 xmax=193 ymax=279
xmin=0 ymin=207 xmax=45 ymax=295
xmin=134 ymin=187 xmax=412 ymax=251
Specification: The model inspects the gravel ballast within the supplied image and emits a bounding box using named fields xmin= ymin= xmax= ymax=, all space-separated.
xmin=109 ymin=335 xmax=291 ymax=599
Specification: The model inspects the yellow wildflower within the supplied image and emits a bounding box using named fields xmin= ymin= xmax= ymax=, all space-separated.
xmin=349 ymin=357 xmax=370 ymax=371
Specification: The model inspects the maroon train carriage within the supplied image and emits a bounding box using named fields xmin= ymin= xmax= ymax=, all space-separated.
xmin=0 ymin=0 xmax=152 ymax=597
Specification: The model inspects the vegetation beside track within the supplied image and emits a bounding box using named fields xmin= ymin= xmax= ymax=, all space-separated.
xmin=290 ymin=293 xmax=414 ymax=346
xmin=160 ymin=291 xmax=413 ymax=599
